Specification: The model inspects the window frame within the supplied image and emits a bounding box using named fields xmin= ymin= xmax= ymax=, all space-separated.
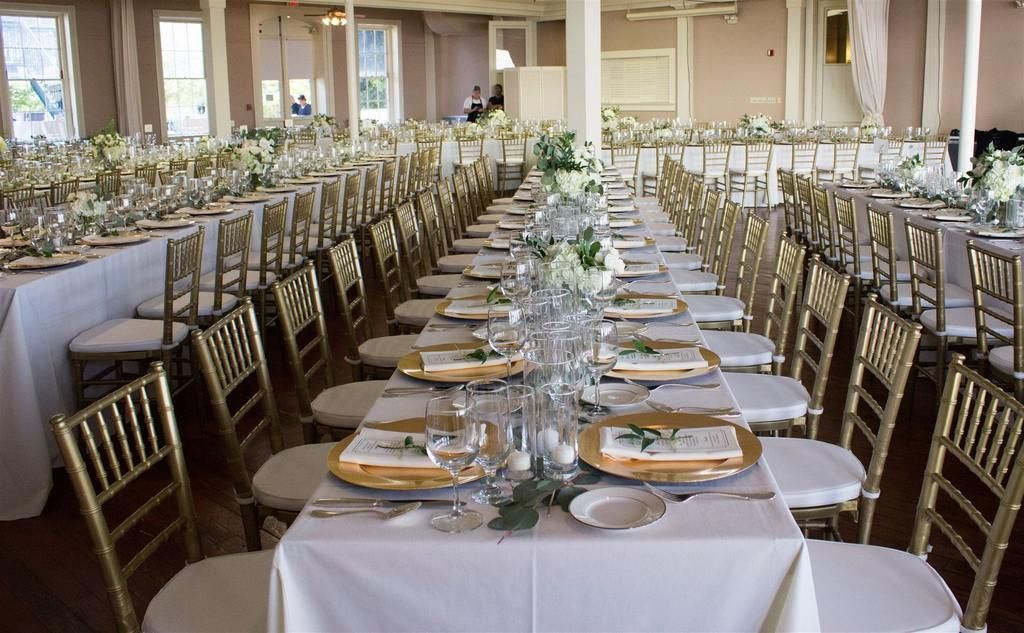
xmin=153 ymin=10 xmax=213 ymax=142
xmin=357 ymin=21 xmax=402 ymax=123
xmin=0 ymin=3 xmax=83 ymax=140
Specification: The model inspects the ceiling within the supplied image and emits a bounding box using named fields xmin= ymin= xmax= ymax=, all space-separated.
xmin=277 ymin=1 xmax=700 ymax=20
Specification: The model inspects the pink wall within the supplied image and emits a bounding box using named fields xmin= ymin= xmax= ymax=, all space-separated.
xmin=536 ymin=20 xmax=565 ymax=67
xmin=226 ymin=0 xmax=255 ymax=130
xmin=432 ymin=15 xmax=490 ymax=118
xmin=601 ymin=10 xmax=676 ymax=121
xmin=940 ymin=0 xmax=1024 ymax=133
xmin=691 ymin=0 xmax=787 ymax=122
xmin=883 ymin=0 xmax=926 ymax=132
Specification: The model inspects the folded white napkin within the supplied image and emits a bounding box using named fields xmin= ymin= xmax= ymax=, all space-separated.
xmin=420 ymin=347 xmax=514 ymax=372
xmin=446 ymin=299 xmax=513 ymax=315
xmin=599 ymin=425 xmax=742 ymax=461
xmin=615 ymin=346 xmax=708 ymax=371
xmin=613 ymin=239 xmax=647 ymax=249
xmin=610 ymin=219 xmax=638 ymax=228
xmin=339 ymin=429 xmax=435 ymax=468
xmin=607 ymin=298 xmax=677 ymax=316
xmin=622 ymin=263 xmax=661 ymax=275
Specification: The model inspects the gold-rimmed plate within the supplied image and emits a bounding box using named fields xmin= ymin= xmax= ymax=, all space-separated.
xmin=327 ymin=418 xmax=485 ymax=490
xmin=7 ymin=253 xmax=86 ymax=270
xmin=578 ymin=413 xmax=762 ymax=483
xmin=397 ymin=342 xmax=523 ymax=383
xmin=462 ymin=264 xmax=502 ymax=280
xmin=435 ymin=296 xmax=509 ymax=320
xmin=223 ymin=194 xmax=272 ymax=204
xmin=605 ymin=293 xmax=688 ymax=320
xmin=606 ymin=339 xmax=720 ymax=381
xmin=80 ymin=231 xmax=150 ymax=246
xmin=257 ymin=185 xmax=299 ymax=194
xmin=616 ymin=263 xmax=669 ymax=278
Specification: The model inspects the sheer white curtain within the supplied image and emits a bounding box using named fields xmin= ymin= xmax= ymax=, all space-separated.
xmin=111 ymin=0 xmax=144 ymax=136
xmin=848 ymin=0 xmax=889 ymax=127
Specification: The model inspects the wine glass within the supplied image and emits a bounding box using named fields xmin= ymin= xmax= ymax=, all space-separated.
xmin=488 ymin=305 xmax=526 ymax=380
xmin=424 ymin=396 xmax=482 ymax=533
xmin=466 ymin=379 xmax=512 ymax=505
xmin=580 ymin=320 xmax=619 ymax=415
xmin=499 ymin=258 xmax=530 ymax=301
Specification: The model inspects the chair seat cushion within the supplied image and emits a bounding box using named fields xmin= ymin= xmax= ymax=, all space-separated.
xmin=438 ymin=254 xmax=477 ymax=273
xmin=761 ymin=437 xmax=865 ymax=509
xmin=809 ymin=540 xmax=961 ymax=633
xmin=490 ymin=197 xmax=517 ymax=206
xmin=465 ymin=223 xmax=497 ymax=238
xmin=288 ymin=235 xmax=335 ymax=251
xmin=662 ymin=252 xmax=703 ymax=270
xmin=682 ymin=295 xmax=744 ymax=323
xmin=358 ymin=334 xmax=418 ymax=367
xmin=703 ymin=331 xmax=774 ymax=368
xmin=670 ymin=270 xmax=719 ymax=293
xmin=395 ymin=299 xmax=444 ymax=327
xmin=919 ymin=306 xmax=1013 ymax=339
xmin=724 ymin=373 xmax=809 ymax=423
xmin=453 ymin=238 xmax=488 ymax=253
xmin=846 ymin=259 xmax=911 ymax=281
xmin=69 ymin=318 xmax=190 ymax=354
xmin=417 ymin=274 xmax=465 ymax=296
xmin=200 ymin=269 xmax=277 ymax=292
xmin=988 ymin=345 xmax=1022 ymax=380
xmin=312 ymin=380 xmax=388 ymax=429
xmin=143 ymin=550 xmax=273 ymax=633
xmin=252 ymin=442 xmax=335 ymax=512
xmin=728 ymin=168 xmax=767 ymax=178
xmin=654 ymin=235 xmax=688 ymax=252
xmin=645 ymin=222 xmax=678 ymax=237
xmin=477 ymin=213 xmax=504 ymax=223
xmin=137 ymin=292 xmax=239 ymax=319
xmin=879 ymin=281 xmax=972 ymax=309
xmin=247 ymin=252 xmax=304 ymax=270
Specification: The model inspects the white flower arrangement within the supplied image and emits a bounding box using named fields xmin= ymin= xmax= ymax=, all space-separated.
xmin=963 ymin=144 xmax=1024 ymax=203
xmin=738 ymin=113 xmax=781 ymax=138
xmin=67 ymin=192 xmax=104 ymax=218
xmin=539 ymin=228 xmax=625 ymax=294
xmin=0 ymin=137 xmax=7 ymax=154
xmin=460 ymin=122 xmax=485 ymax=138
xmin=233 ymin=137 xmax=276 ymax=186
xmin=618 ymin=116 xmax=638 ymax=130
xmin=479 ymin=108 xmax=511 ymax=129
xmin=601 ymin=106 xmax=620 ymax=131
xmin=311 ymin=113 xmax=336 ymax=135
xmin=896 ymin=154 xmax=925 ymax=184
xmin=91 ymin=131 xmax=127 ymax=167
xmin=534 ymin=132 xmax=604 ymax=196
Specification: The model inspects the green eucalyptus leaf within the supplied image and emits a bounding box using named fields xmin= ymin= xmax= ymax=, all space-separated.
xmin=640 ymin=436 xmax=656 ymax=453
xmin=555 ymin=486 xmax=587 ymax=512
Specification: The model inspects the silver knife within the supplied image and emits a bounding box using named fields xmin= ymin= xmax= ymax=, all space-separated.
xmin=312 ymin=497 xmax=465 ymax=507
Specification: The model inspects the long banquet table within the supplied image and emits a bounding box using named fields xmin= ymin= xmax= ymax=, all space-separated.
xmin=267 ymin=171 xmax=821 ymax=631
xmin=0 ymin=179 xmax=338 ymax=520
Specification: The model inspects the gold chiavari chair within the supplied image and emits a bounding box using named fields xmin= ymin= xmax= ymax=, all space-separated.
xmin=858 ymin=138 xmax=904 ymax=181
xmin=415 ymin=136 xmax=442 ymax=182
xmin=654 ymin=167 xmax=693 ymax=254
xmin=441 ymin=175 xmax=487 ymax=254
xmin=816 ymin=140 xmax=860 ymax=183
xmin=473 ymin=159 xmax=500 ymax=216
xmin=923 ymin=135 xmax=949 ymax=166
xmin=808 ymin=354 xmax=1024 ymax=632
xmin=496 ymin=132 xmax=527 ymax=197
xmin=778 ymin=168 xmax=801 ymax=238
xmin=412 ymin=190 xmax=466 ymax=297
xmin=609 ymin=141 xmax=641 ymax=194
xmin=168 ymin=158 xmax=188 ymax=173
xmin=456 ymin=137 xmax=484 ymax=169
xmin=0 ymin=184 xmax=35 ymax=210
xmin=328 ymin=238 xmax=418 ymax=379
xmin=762 ymin=297 xmax=922 ymax=541
xmin=368 ymin=214 xmax=443 ymax=333
xmin=967 ymin=240 xmax=1024 ymax=400
xmin=395 ymin=196 xmax=464 ymax=297
xmin=453 ymin=169 xmax=486 ymax=236
xmin=70 ymin=228 xmax=205 ymax=406
xmin=704 ymin=236 xmax=807 ymax=374
xmin=795 ymin=174 xmax=818 ymax=249
xmin=833 ymin=191 xmax=871 ymax=321
xmin=904 ymin=219 xmax=975 ymax=389
xmin=664 ymin=186 xmax=717 ymax=272
xmin=681 ymin=213 xmax=770 ymax=332
xmin=670 ymin=200 xmax=740 ymax=295
xmin=48 ymin=177 xmax=79 ymax=205
xmin=157 ymin=169 xmax=173 ymax=186
xmin=394 ymin=153 xmax=411 ymax=202
xmin=192 ymin=299 xmax=332 ymax=550
xmin=306 ymin=178 xmax=342 ymax=285
xmin=789 ymin=141 xmax=818 ymax=176
xmin=379 ymin=158 xmax=397 ymax=212
xmin=728 ymin=258 xmax=850 ymax=437
xmin=193 ymin=155 xmax=213 ymax=178
xmin=337 ymin=169 xmax=361 ymax=236
xmin=95 ymin=170 xmax=122 ymax=198
xmin=640 ymin=141 xmax=685 ymax=198
xmin=294 ymin=127 xmax=317 ymax=146
xmin=726 ymin=142 xmax=773 ymax=213
xmin=434 ymin=180 xmax=478 ymax=273
xmin=216 ymin=149 xmax=234 ymax=169
xmin=696 ymin=141 xmax=731 ymax=194
xmin=360 ymin=163 xmax=380 ymax=226
xmin=810 ymin=182 xmax=838 ymax=265
xmin=865 ymin=204 xmax=912 ymax=313
xmin=272 ymin=189 xmax=314 ymax=274
xmin=141 ymin=212 xmax=252 ymax=323
xmin=273 ymin=263 xmax=388 ymax=442
xmin=461 ymin=161 xmax=486 ymax=222
xmin=654 ymin=155 xmax=677 ymax=207
xmin=220 ymin=198 xmax=286 ymax=334
xmin=51 ymin=361 xmax=272 ymax=633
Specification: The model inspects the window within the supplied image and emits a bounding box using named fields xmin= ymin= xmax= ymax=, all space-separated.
xmin=0 ymin=11 xmax=78 ymax=140
xmin=157 ymin=18 xmax=209 ymax=137
xmin=358 ymin=25 xmax=399 ymax=122
xmin=824 ymin=10 xmax=851 ymax=64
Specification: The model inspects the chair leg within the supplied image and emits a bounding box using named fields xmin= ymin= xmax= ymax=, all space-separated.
xmin=240 ymin=502 xmax=263 ymax=551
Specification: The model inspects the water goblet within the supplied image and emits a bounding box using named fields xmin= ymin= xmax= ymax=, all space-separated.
xmin=466 ymin=379 xmax=512 ymax=505
xmin=488 ymin=305 xmax=526 ymax=380
xmin=424 ymin=396 xmax=482 ymax=533
xmin=580 ymin=320 xmax=619 ymax=416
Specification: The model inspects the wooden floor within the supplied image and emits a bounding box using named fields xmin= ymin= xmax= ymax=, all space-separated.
xmin=1 ymin=209 xmax=1023 ymax=632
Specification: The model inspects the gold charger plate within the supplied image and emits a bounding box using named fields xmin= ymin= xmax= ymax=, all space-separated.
xmin=327 ymin=418 xmax=484 ymax=490
xmin=257 ymin=186 xmax=299 ymax=193
xmin=435 ymin=297 xmax=507 ymax=320
xmin=578 ymin=412 xmax=762 ymax=483
xmin=605 ymin=293 xmax=688 ymax=320
xmin=397 ymin=342 xmax=523 ymax=383
xmin=617 ymin=263 xmax=669 ymax=278
xmin=462 ymin=264 xmax=502 ymax=280
xmin=8 ymin=253 xmax=86 ymax=270
xmin=606 ymin=339 xmax=720 ymax=381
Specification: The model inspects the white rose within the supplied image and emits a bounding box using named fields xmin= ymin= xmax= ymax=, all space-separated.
xmin=602 ymin=249 xmax=625 ymax=274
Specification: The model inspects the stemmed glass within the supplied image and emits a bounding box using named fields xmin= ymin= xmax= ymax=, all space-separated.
xmin=488 ymin=305 xmax=526 ymax=380
xmin=424 ymin=396 xmax=482 ymax=533
xmin=499 ymin=258 xmax=531 ymax=301
xmin=466 ymin=379 xmax=512 ymax=505
xmin=580 ymin=320 xmax=619 ymax=416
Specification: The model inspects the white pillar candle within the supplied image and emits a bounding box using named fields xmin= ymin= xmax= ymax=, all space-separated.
xmin=551 ymin=443 xmax=576 ymax=466
xmin=507 ymin=450 xmax=532 ymax=472
xmin=538 ymin=428 xmax=559 ymax=453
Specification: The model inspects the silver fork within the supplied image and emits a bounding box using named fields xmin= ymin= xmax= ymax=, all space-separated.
xmin=643 ymin=483 xmax=776 ymax=504
xmin=625 ymin=377 xmax=719 ymax=390
xmin=645 ymin=400 xmax=741 ymax=416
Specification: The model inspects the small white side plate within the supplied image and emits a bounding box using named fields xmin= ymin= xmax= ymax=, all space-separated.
xmin=580 ymin=383 xmax=649 ymax=408
xmin=569 ymin=487 xmax=666 ymax=530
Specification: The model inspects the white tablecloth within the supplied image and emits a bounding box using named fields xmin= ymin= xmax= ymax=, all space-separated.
xmin=267 ymin=177 xmax=821 ymax=632
xmin=0 ymin=181 xmax=333 ymax=520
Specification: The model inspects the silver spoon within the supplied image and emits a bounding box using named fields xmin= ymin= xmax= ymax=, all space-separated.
xmin=310 ymin=502 xmax=421 ymax=519
xmin=642 ymin=483 xmax=776 ymax=504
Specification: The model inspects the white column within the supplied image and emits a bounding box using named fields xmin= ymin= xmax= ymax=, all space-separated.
xmin=675 ymin=16 xmax=692 ymax=121
xmin=921 ymin=0 xmax=946 ymax=130
xmin=784 ymin=0 xmax=805 ymax=122
xmin=565 ymin=0 xmax=601 ymax=148
xmin=200 ymin=0 xmax=231 ymax=138
xmin=957 ymin=0 xmax=981 ymax=174
xmin=345 ymin=0 xmax=360 ymax=140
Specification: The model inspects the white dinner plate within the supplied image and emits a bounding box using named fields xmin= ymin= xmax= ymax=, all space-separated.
xmin=580 ymin=383 xmax=649 ymax=409
xmin=568 ymin=487 xmax=666 ymax=530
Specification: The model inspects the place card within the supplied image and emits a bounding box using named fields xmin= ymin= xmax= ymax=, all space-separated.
xmin=599 ymin=425 xmax=742 ymax=462
xmin=615 ymin=346 xmax=708 ymax=371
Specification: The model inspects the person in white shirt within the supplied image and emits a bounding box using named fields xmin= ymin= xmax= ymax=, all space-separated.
xmin=463 ymin=85 xmax=485 ymax=123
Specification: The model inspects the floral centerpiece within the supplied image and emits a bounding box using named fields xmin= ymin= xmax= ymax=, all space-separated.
xmin=458 ymin=122 xmax=485 ymax=139
xmin=233 ymin=135 xmax=276 ymax=188
xmin=311 ymin=113 xmax=336 ymax=136
xmin=91 ymin=124 xmax=127 ymax=169
xmin=961 ymin=144 xmax=1024 ymax=203
xmin=533 ymin=227 xmax=625 ymax=299
xmin=479 ymin=108 xmax=511 ymax=129
xmin=601 ymin=106 xmax=620 ymax=131
xmin=67 ymin=191 xmax=106 ymax=234
xmin=533 ymin=131 xmax=603 ymax=197
xmin=0 ymin=137 xmax=8 ymax=156
xmin=738 ymin=113 xmax=782 ymax=139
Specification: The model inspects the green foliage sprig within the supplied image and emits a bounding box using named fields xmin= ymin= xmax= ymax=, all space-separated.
xmin=619 ymin=339 xmax=660 ymax=356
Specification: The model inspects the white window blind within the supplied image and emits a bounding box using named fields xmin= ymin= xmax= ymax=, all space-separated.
xmin=601 ymin=49 xmax=676 ymax=111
